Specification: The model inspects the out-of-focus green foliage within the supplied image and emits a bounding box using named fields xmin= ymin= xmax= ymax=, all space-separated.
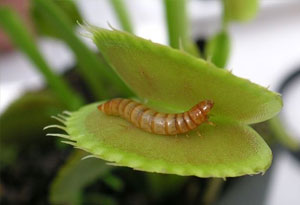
xmin=223 ymin=0 xmax=259 ymax=22
xmin=163 ymin=0 xmax=200 ymax=57
xmin=0 ymin=7 xmax=84 ymax=109
xmin=0 ymin=90 xmax=65 ymax=146
xmin=203 ymin=178 xmax=224 ymax=205
xmin=164 ymin=0 xmax=188 ymax=49
xmin=50 ymin=150 xmax=112 ymax=205
xmin=146 ymin=173 xmax=186 ymax=199
xmin=269 ymin=117 xmax=300 ymax=151
xmin=102 ymin=173 xmax=124 ymax=192
xmin=0 ymin=144 xmax=18 ymax=169
xmin=109 ymin=0 xmax=133 ymax=33
xmin=205 ymin=30 xmax=230 ymax=68
xmin=217 ymin=0 xmax=258 ymax=67
xmin=31 ymin=0 xmax=82 ymax=38
xmin=32 ymin=0 xmax=133 ymax=99
xmin=0 ymin=90 xmax=65 ymax=168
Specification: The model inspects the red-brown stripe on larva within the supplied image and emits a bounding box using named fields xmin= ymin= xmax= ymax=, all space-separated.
xmin=166 ymin=114 xmax=177 ymax=135
xmin=119 ymin=99 xmax=131 ymax=115
xmin=123 ymin=101 xmax=139 ymax=121
xmin=174 ymin=114 xmax=180 ymax=132
xmin=130 ymin=105 xmax=147 ymax=127
xmin=183 ymin=112 xmax=195 ymax=130
xmin=97 ymin=98 xmax=214 ymax=135
xmin=137 ymin=108 xmax=149 ymax=128
xmin=111 ymin=98 xmax=122 ymax=114
xmin=149 ymin=111 xmax=158 ymax=133
xmin=151 ymin=113 xmax=166 ymax=135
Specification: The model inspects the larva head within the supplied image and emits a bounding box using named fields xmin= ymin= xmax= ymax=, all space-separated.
xmin=198 ymin=100 xmax=214 ymax=115
xmin=188 ymin=100 xmax=214 ymax=124
xmin=97 ymin=104 xmax=104 ymax=112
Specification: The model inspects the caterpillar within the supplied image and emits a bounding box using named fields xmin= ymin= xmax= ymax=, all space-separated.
xmin=97 ymin=98 xmax=214 ymax=135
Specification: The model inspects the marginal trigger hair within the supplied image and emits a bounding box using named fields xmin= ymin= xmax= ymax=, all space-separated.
xmin=98 ymin=98 xmax=214 ymax=135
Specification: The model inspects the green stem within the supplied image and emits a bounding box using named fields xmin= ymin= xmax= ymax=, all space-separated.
xmin=221 ymin=0 xmax=229 ymax=30
xmin=202 ymin=178 xmax=224 ymax=205
xmin=34 ymin=0 xmax=133 ymax=99
xmin=110 ymin=0 xmax=133 ymax=33
xmin=0 ymin=7 xmax=83 ymax=110
xmin=164 ymin=0 xmax=188 ymax=49
xmin=50 ymin=150 xmax=112 ymax=205
xmin=163 ymin=0 xmax=200 ymax=56
xmin=269 ymin=117 xmax=300 ymax=151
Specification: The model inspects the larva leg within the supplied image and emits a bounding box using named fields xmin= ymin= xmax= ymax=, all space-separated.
xmin=119 ymin=123 xmax=134 ymax=131
xmin=197 ymin=131 xmax=202 ymax=137
xmin=206 ymin=121 xmax=216 ymax=126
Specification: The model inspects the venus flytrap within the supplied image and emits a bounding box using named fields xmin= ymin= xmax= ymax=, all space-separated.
xmin=205 ymin=0 xmax=258 ymax=68
xmin=205 ymin=30 xmax=230 ymax=68
xmin=223 ymin=0 xmax=258 ymax=23
xmin=47 ymin=28 xmax=282 ymax=178
xmin=49 ymin=150 xmax=112 ymax=205
xmin=164 ymin=0 xmax=200 ymax=57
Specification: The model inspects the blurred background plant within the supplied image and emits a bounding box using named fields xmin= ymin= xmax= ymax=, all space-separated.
xmin=0 ymin=0 xmax=299 ymax=204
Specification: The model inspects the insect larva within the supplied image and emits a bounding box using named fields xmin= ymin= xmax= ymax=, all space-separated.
xmin=97 ymin=98 xmax=214 ymax=135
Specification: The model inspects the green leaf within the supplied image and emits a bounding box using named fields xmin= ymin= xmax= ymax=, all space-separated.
xmin=50 ymin=150 xmax=112 ymax=205
xmin=146 ymin=173 xmax=187 ymax=199
xmin=49 ymin=28 xmax=282 ymax=178
xmin=0 ymin=7 xmax=83 ymax=109
xmin=0 ymin=90 xmax=65 ymax=147
xmin=205 ymin=30 xmax=230 ymax=68
xmin=268 ymin=117 xmax=300 ymax=151
xmin=51 ymin=102 xmax=272 ymax=178
xmin=32 ymin=0 xmax=134 ymax=99
xmin=0 ymin=143 xmax=18 ymax=169
xmin=164 ymin=0 xmax=188 ymax=49
xmin=32 ymin=0 xmax=82 ymax=38
xmin=91 ymin=28 xmax=282 ymax=124
xmin=223 ymin=0 xmax=258 ymax=22
xmin=109 ymin=0 xmax=133 ymax=33
xmin=102 ymin=173 xmax=124 ymax=192
xmin=163 ymin=0 xmax=200 ymax=57
xmin=0 ymin=90 xmax=65 ymax=169
xmin=203 ymin=178 xmax=224 ymax=205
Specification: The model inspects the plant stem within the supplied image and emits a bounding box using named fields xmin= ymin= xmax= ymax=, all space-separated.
xmin=110 ymin=0 xmax=133 ymax=33
xmin=50 ymin=150 xmax=112 ymax=205
xmin=164 ymin=0 xmax=188 ymax=49
xmin=269 ymin=117 xmax=300 ymax=151
xmin=0 ymin=7 xmax=83 ymax=110
xmin=34 ymin=0 xmax=133 ymax=99
xmin=221 ymin=0 xmax=229 ymax=30
xmin=202 ymin=178 xmax=224 ymax=205
xmin=163 ymin=0 xmax=200 ymax=56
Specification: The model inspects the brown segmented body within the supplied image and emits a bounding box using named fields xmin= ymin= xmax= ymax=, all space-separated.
xmin=97 ymin=98 xmax=214 ymax=135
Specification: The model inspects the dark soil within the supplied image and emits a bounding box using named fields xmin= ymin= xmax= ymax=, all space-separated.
xmin=0 ymin=140 xmax=71 ymax=204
